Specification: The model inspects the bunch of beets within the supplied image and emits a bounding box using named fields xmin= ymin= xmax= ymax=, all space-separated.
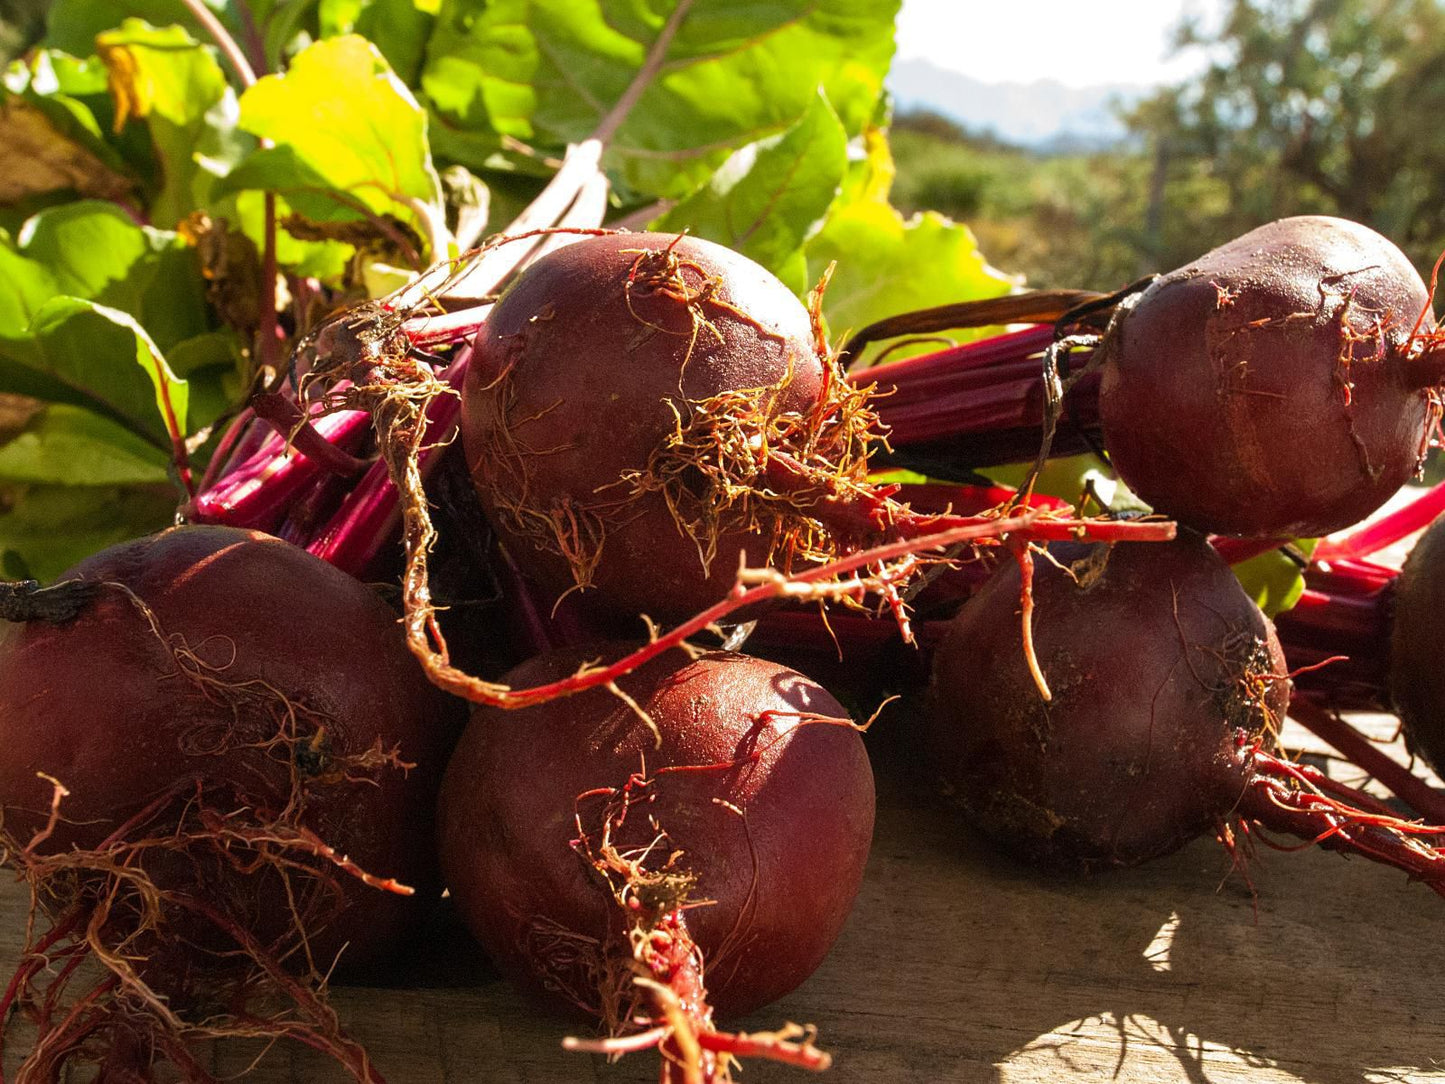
xmin=3 ymin=215 xmax=1445 ymax=1083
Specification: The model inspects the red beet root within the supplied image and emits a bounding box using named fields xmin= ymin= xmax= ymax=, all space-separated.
xmin=437 ymin=646 xmax=873 ymax=1075
xmin=1099 ymin=216 xmax=1442 ymax=537
xmin=926 ymin=530 xmax=1445 ymax=892
xmin=461 ymin=231 xmax=876 ymax=623
xmin=1389 ymin=516 xmax=1445 ymax=772
xmin=863 ymin=217 xmax=1445 ymax=539
xmin=1285 ymin=510 xmax=1445 ymax=785
xmin=0 ymin=525 xmax=461 ymax=1079
xmin=927 ymin=532 xmax=1288 ymax=871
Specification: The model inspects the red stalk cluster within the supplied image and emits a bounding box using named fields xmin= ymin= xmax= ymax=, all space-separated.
xmin=856 ymin=325 xmax=1104 ymax=469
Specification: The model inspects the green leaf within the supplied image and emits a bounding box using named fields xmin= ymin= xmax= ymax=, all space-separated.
xmin=321 ymin=0 xmax=436 ymax=85
xmin=1235 ymin=539 xmax=1319 ymax=618
xmin=0 ymin=244 xmax=60 ymax=341
xmin=0 ymin=482 xmax=178 ymax=582
xmin=422 ymin=0 xmax=900 ymax=199
xmin=213 ymin=143 xmax=365 ymax=223
xmin=166 ymin=330 xmax=245 ymax=431
xmin=233 ymin=188 xmax=353 ymax=282
xmin=806 ymin=128 xmax=1015 ymax=353
xmin=0 ymin=404 xmax=171 ymax=485
xmin=0 ymin=201 xmax=211 ymax=351
xmin=18 ymin=199 xmax=153 ymax=299
xmin=0 ymin=297 xmax=189 ymax=445
xmin=422 ymin=0 xmax=534 ymax=149
xmin=232 ymin=35 xmax=443 ymax=240
xmin=985 ymin=455 xmax=1116 ymax=506
xmin=95 ymin=20 xmax=237 ymax=227
xmin=40 ymin=0 xmax=250 ymax=58
xmin=654 ymin=91 xmax=847 ymax=284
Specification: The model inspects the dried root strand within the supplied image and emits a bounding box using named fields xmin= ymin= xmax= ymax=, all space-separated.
xmin=0 ymin=584 xmax=415 ymax=1083
xmin=561 ymin=766 xmax=831 ymax=1083
xmin=3 ymin=777 xmax=392 ymax=1083
xmin=1229 ymin=738 xmax=1445 ymax=897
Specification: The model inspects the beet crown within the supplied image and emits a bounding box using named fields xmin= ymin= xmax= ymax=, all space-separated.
xmin=461 ymin=231 xmax=875 ymax=622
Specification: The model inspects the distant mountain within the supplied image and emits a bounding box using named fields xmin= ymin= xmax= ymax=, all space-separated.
xmin=886 ymin=58 xmax=1147 ymax=152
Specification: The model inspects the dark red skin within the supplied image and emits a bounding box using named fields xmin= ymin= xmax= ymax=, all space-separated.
xmin=1389 ymin=513 xmax=1445 ymax=775
xmin=437 ymin=646 xmax=875 ymax=1019
xmin=1099 ymin=216 xmax=1438 ymax=538
xmin=0 ymin=526 xmax=462 ymax=988
xmin=461 ymin=232 xmax=824 ymax=622
xmin=926 ymin=532 xmax=1290 ymax=873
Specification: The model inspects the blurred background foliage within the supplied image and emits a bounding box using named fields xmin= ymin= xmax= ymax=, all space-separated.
xmin=889 ymin=0 xmax=1445 ymax=290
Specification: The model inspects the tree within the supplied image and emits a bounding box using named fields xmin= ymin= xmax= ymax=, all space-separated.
xmin=1130 ymin=0 xmax=1445 ymax=273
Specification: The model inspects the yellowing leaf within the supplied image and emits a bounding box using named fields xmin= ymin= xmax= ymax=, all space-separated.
xmin=231 ymin=36 xmax=443 ymax=238
xmin=0 ymin=96 xmax=134 ymax=204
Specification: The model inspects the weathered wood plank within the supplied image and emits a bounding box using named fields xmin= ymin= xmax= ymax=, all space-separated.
xmin=5 ymin=783 xmax=1443 ymax=1082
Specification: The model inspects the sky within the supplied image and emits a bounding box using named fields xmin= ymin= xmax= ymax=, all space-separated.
xmin=894 ymin=0 xmax=1229 ymax=88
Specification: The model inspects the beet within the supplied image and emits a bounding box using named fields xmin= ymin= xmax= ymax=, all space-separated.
xmin=0 ymin=525 xmax=462 ymax=1077
xmin=1379 ymin=515 xmax=1445 ymax=774
xmin=437 ymin=646 xmax=874 ymax=1030
xmin=924 ymin=527 xmax=1445 ymax=897
xmin=926 ymin=532 xmax=1288 ymax=871
xmin=1098 ymin=216 xmax=1442 ymax=538
xmin=461 ymin=231 xmax=869 ymax=623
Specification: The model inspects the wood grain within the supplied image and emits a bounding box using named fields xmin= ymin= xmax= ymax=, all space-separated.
xmin=4 ymin=752 xmax=1443 ymax=1083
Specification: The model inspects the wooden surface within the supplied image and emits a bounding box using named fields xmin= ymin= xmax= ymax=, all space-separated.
xmin=4 ymin=723 xmax=1444 ymax=1084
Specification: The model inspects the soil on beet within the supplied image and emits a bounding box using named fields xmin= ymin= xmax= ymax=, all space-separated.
xmin=926 ymin=533 xmax=1290 ymax=872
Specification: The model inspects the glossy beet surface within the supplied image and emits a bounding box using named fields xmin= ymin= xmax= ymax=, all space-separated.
xmin=462 ymin=231 xmax=825 ymax=622
xmin=926 ymin=533 xmax=1290 ymax=872
xmin=1099 ymin=216 xmax=1438 ymax=537
xmin=0 ymin=526 xmax=461 ymax=986
xmin=437 ymin=646 xmax=875 ymax=1019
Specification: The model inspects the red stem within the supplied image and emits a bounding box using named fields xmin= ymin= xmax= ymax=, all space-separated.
xmin=306 ymin=362 xmax=466 ymax=575
xmin=1275 ymin=567 xmax=1395 ymax=713
xmin=404 ymin=305 xmax=493 ymax=349
xmin=1288 ymin=696 xmax=1445 ymax=824
xmin=856 ymin=324 xmax=1056 ymax=384
xmin=1314 ymin=479 xmax=1445 ymax=563
xmin=853 ymin=323 xmax=1103 ymax=462
xmin=250 ymin=392 xmax=370 ymax=475
xmin=1240 ymin=747 xmax=1445 ymax=896
xmin=190 ymin=410 xmax=370 ymax=530
xmin=1210 ymin=535 xmax=1294 ymax=564
xmin=151 ymin=354 xmax=196 ymax=499
xmin=196 ymin=406 xmax=258 ymax=492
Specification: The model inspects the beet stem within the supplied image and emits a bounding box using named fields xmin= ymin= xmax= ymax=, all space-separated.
xmin=840 ymin=291 xmax=1101 ymax=365
xmin=250 ymin=392 xmax=370 ymax=476
xmin=1239 ymin=747 xmax=1445 ymax=896
xmin=190 ymin=411 xmax=371 ymax=530
xmin=305 ymin=365 xmax=464 ymax=575
xmin=1288 ymin=697 xmax=1445 ymax=824
xmin=1314 ymin=479 xmax=1445 ymax=563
